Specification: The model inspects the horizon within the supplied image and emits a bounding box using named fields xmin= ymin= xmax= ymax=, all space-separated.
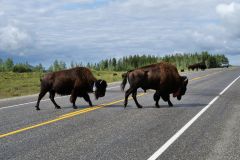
xmin=0 ymin=52 xmax=234 ymax=69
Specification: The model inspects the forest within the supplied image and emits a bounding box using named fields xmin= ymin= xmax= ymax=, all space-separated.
xmin=0 ymin=51 xmax=229 ymax=73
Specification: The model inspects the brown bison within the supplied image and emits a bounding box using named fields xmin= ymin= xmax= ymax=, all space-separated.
xmin=121 ymin=62 xmax=188 ymax=108
xmin=188 ymin=62 xmax=206 ymax=71
xmin=35 ymin=67 xmax=107 ymax=110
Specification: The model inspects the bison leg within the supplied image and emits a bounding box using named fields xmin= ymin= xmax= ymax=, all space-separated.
xmin=49 ymin=91 xmax=61 ymax=109
xmin=153 ymin=92 xmax=160 ymax=108
xmin=83 ymin=93 xmax=93 ymax=107
xmin=168 ymin=99 xmax=173 ymax=107
xmin=35 ymin=89 xmax=48 ymax=110
xmin=161 ymin=94 xmax=173 ymax=107
xmin=124 ymin=87 xmax=135 ymax=108
xmin=70 ymin=90 xmax=78 ymax=109
xmin=165 ymin=94 xmax=173 ymax=107
xmin=132 ymin=90 xmax=142 ymax=108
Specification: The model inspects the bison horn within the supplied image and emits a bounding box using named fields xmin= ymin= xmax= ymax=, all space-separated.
xmin=100 ymin=80 xmax=103 ymax=84
xmin=181 ymin=76 xmax=188 ymax=81
xmin=93 ymin=82 xmax=96 ymax=92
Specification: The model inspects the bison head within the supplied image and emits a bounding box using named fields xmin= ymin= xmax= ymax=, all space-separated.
xmin=173 ymin=76 xmax=188 ymax=100
xmin=94 ymin=79 xmax=107 ymax=99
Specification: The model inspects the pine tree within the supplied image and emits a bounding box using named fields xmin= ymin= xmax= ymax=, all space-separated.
xmin=0 ymin=58 xmax=4 ymax=72
xmin=5 ymin=58 xmax=14 ymax=71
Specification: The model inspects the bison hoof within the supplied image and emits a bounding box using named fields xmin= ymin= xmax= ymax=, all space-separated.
xmin=137 ymin=105 xmax=143 ymax=108
xmin=55 ymin=106 xmax=61 ymax=109
xmin=36 ymin=107 xmax=40 ymax=110
xmin=73 ymin=106 xmax=78 ymax=109
xmin=155 ymin=104 xmax=160 ymax=108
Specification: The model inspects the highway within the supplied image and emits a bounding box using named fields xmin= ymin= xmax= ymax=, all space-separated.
xmin=0 ymin=67 xmax=240 ymax=160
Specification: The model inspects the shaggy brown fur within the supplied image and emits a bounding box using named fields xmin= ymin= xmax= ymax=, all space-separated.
xmin=121 ymin=62 xmax=188 ymax=108
xmin=35 ymin=67 xmax=107 ymax=110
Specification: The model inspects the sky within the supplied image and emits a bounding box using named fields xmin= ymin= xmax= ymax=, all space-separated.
xmin=0 ymin=0 xmax=240 ymax=66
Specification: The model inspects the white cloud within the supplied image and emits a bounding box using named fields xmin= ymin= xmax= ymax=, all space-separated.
xmin=61 ymin=0 xmax=94 ymax=3
xmin=216 ymin=2 xmax=240 ymax=17
xmin=0 ymin=11 xmax=4 ymax=16
xmin=216 ymin=2 xmax=240 ymax=38
xmin=0 ymin=25 xmax=32 ymax=54
xmin=0 ymin=0 xmax=240 ymax=65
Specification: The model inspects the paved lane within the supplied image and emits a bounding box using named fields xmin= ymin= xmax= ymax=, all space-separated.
xmin=0 ymin=67 xmax=239 ymax=160
xmin=159 ymin=73 xmax=240 ymax=160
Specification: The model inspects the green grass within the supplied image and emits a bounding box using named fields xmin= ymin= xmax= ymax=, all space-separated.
xmin=92 ymin=70 xmax=124 ymax=83
xmin=0 ymin=71 xmax=124 ymax=99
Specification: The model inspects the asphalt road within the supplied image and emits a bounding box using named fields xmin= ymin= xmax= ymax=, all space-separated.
xmin=0 ymin=67 xmax=240 ymax=160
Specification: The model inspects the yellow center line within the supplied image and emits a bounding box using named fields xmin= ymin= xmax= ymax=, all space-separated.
xmin=0 ymin=93 xmax=145 ymax=138
xmin=0 ymin=69 xmax=229 ymax=138
xmin=189 ymin=71 xmax=222 ymax=81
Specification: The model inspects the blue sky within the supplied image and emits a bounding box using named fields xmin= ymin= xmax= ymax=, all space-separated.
xmin=0 ymin=0 xmax=240 ymax=66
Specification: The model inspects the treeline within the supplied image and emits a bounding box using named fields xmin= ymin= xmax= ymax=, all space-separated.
xmin=0 ymin=58 xmax=45 ymax=73
xmin=161 ymin=51 xmax=229 ymax=70
xmin=0 ymin=51 xmax=229 ymax=73
xmin=87 ymin=55 xmax=159 ymax=71
xmin=89 ymin=51 xmax=229 ymax=71
xmin=0 ymin=58 xmax=68 ymax=73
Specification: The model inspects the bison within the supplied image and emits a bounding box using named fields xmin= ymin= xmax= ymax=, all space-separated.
xmin=35 ymin=67 xmax=107 ymax=110
xmin=121 ymin=62 xmax=188 ymax=108
xmin=188 ymin=64 xmax=197 ymax=71
xmin=188 ymin=62 xmax=206 ymax=71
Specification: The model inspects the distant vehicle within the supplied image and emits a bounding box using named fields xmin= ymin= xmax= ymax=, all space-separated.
xmin=220 ymin=63 xmax=229 ymax=68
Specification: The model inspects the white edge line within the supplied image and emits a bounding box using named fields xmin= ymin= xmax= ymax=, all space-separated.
xmin=0 ymin=84 xmax=121 ymax=110
xmin=0 ymin=96 xmax=69 ymax=110
xmin=147 ymin=74 xmax=240 ymax=160
xmin=0 ymin=81 xmax=122 ymax=102
xmin=0 ymin=94 xmax=39 ymax=102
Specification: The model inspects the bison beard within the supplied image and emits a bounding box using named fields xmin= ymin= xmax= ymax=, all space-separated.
xmin=154 ymin=92 xmax=173 ymax=107
xmin=121 ymin=62 xmax=188 ymax=108
xmin=35 ymin=67 xmax=107 ymax=110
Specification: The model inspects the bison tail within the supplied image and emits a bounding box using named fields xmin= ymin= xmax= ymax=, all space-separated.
xmin=121 ymin=72 xmax=128 ymax=91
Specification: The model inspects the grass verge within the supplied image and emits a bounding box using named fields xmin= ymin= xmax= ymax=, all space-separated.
xmin=0 ymin=71 xmax=124 ymax=99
